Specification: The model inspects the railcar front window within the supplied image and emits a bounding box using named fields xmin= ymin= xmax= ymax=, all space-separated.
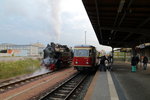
xmin=74 ymin=49 xmax=89 ymax=57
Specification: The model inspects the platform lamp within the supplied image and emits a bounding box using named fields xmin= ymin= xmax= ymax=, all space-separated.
xmin=85 ymin=31 xmax=86 ymax=45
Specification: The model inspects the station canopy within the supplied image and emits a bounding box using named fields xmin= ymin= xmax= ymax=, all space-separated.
xmin=82 ymin=0 xmax=150 ymax=48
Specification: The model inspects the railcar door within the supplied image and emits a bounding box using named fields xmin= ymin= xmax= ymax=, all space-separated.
xmin=89 ymin=48 xmax=96 ymax=66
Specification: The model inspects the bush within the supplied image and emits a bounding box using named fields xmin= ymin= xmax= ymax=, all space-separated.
xmin=0 ymin=59 xmax=40 ymax=79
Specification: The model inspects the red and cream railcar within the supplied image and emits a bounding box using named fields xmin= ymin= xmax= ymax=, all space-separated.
xmin=73 ymin=45 xmax=98 ymax=71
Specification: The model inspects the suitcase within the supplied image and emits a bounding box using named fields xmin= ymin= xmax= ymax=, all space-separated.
xmin=131 ymin=66 xmax=136 ymax=72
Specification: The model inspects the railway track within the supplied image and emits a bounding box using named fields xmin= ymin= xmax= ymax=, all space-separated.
xmin=0 ymin=71 xmax=55 ymax=93
xmin=38 ymin=72 xmax=89 ymax=100
xmin=0 ymin=67 xmax=73 ymax=93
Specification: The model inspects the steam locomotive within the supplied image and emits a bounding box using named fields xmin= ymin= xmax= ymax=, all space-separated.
xmin=42 ymin=42 xmax=73 ymax=71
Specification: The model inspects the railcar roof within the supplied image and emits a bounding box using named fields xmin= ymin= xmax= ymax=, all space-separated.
xmin=74 ymin=45 xmax=95 ymax=48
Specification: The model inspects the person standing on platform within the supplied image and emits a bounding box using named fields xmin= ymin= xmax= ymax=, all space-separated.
xmin=99 ymin=55 xmax=107 ymax=71
xmin=108 ymin=55 xmax=113 ymax=71
xmin=140 ymin=56 xmax=144 ymax=69
xmin=131 ymin=56 xmax=137 ymax=72
xmin=143 ymin=56 xmax=148 ymax=70
xmin=135 ymin=55 xmax=140 ymax=69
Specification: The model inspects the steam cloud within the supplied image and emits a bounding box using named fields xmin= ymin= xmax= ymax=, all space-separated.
xmin=49 ymin=0 xmax=61 ymax=41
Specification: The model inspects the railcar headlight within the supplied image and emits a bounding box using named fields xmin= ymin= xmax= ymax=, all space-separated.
xmin=86 ymin=62 xmax=89 ymax=64
xmin=75 ymin=61 xmax=78 ymax=64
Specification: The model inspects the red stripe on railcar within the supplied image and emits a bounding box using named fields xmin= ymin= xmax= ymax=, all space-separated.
xmin=73 ymin=57 xmax=93 ymax=66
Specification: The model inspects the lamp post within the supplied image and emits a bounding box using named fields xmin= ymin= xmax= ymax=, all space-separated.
xmin=85 ymin=31 xmax=86 ymax=45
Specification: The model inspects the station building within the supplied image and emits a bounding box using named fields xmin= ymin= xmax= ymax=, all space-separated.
xmin=114 ymin=43 xmax=150 ymax=63
xmin=0 ymin=43 xmax=45 ymax=57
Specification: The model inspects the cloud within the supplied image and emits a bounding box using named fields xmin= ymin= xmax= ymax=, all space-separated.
xmin=2 ymin=0 xmax=51 ymax=20
xmin=0 ymin=0 xmax=62 ymax=40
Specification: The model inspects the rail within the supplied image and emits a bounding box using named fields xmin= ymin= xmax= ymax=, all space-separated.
xmin=0 ymin=71 xmax=53 ymax=93
xmin=39 ymin=72 xmax=88 ymax=100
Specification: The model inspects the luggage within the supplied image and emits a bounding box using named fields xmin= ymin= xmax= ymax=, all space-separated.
xmin=131 ymin=66 xmax=136 ymax=72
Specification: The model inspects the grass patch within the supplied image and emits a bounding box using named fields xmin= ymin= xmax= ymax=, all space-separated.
xmin=0 ymin=59 xmax=40 ymax=80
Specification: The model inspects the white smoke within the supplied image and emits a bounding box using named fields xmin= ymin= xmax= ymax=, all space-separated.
xmin=49 ymin=0 xmax=61 ymax=41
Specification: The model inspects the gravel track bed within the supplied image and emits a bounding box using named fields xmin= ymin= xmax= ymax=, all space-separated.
xmin=0 ymin=67 xmax=77 ymax=100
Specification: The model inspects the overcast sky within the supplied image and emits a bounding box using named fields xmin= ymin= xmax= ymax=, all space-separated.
xmin=0 ymin=0 xmax=112 ymax=52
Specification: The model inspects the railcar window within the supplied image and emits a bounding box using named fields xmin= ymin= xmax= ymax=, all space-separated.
xmin=74 ymin=49 xmax=89 ymax=57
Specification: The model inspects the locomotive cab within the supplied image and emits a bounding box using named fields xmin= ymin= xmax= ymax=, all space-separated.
xmin=73 ymin=45 xmax=98 ymax=71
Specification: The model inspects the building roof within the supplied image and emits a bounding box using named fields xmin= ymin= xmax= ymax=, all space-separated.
xmin=31 ymin=43 xmax=45 ymax=47
xmin=82 ymin=0 xmax=150 ymax=48
xmin=0 ymin=43 xmax=45 ymax=48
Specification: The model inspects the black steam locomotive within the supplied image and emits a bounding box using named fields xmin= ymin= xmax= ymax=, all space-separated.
xmin=41 ymin=42 xmax=73 ymax=71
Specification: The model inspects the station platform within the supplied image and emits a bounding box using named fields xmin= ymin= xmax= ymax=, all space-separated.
xmin=84 ymin=62 xmax=150 ymax=100
xmin=84 ymin=70 xmax=119 ymax=100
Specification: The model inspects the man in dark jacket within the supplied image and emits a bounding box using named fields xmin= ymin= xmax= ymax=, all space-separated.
xmin=143 ymin=56 xmax=148 ymax=70
xmin=131 ymin=56 xmax=137 ymax=66
xmin=108 ymin=55 xmax=113 ymax=71
xmin=99 ymin=56 xmax=107 ymax=71
xmin=135 ymin=56 xmax=140 ymax=69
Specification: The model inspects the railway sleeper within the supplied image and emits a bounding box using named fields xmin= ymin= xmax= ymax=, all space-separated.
xmin=54 ymin=93 xmax=66 ymax=96
xmin=65 ymin=84 xmax=74 ymax=87
xmin=68 ymin=83 xmax=76 ymax=85
xmin=8 ymin=86 xmax=12 ymax=89
xmin=62 ymin=87 xmax=73 ymax=90
xmin=15 ymin=84 xmax=19 ymax=86
xmin=49 ymin=97 xmax=64 ymax=100
xmin=58 ymin=90 xmax=70 ymax=93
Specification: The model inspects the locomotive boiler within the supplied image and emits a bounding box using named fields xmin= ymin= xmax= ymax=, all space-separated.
xmin=42 ymin=42 xmax=73 ymax=71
